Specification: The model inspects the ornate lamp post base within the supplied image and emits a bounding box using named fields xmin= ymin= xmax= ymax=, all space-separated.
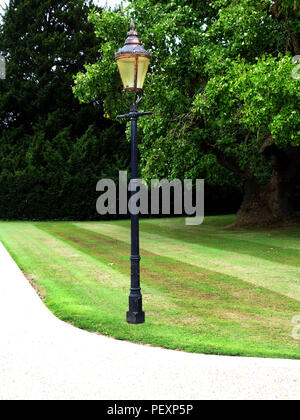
xmin=126 ymin=255 xmax=145 ymax=324
xmin=127 ymin=310 xmax=145 ymax=324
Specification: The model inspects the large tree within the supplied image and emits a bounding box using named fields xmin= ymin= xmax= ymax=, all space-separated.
xmin=0 ymin=0 xmax=129 ymax=219
xmin=74 ymin=0 xmax=300 ymax=225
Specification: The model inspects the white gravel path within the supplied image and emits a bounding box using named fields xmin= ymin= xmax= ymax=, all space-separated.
xmin=0 ymin=242 xmax=299 ymax=400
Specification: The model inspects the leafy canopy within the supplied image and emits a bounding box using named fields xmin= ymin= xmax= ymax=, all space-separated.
xmin=73 ymin=0 xmax=300 ymax=185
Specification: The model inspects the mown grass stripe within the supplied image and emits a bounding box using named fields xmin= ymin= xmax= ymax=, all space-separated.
xmin=0 ymin=219 xmax=299 ymax=359
xmin=35 ymin=223 xmax=300 ymax=354
xmin=74 ymin=220 xmax=300 ymax=301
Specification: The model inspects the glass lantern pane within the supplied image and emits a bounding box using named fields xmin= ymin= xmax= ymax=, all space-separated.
xmin=136 ymin=56 xmax=150 ymax=90
xmin=117 ymin=56 xmax=136 ymax=90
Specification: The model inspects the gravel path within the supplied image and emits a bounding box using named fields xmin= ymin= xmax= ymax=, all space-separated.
xmin=0 ymin=242 xmax=299 ymax=400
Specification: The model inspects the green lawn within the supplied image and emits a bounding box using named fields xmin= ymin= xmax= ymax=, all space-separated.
xmin=0 ymin=215 xmax=299 ymax=359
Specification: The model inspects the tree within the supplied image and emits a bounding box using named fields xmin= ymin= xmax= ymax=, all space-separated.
xmin=0 ymin=0 xmax=129 ymax=219
xmin=74 ymin=0 xmax=300 ymax=225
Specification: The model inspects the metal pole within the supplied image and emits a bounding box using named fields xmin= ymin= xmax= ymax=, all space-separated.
xmin=117 ymin=99 xmax=151 ymax=324
xmin=126 ymin=102 xmax=145 ymax=324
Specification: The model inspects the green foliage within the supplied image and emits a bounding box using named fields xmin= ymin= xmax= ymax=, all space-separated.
xmin=0 ymin=0 xmax=129 ymax=220
xmin=73 ymin=0 xmax=300 ymax=211
xmin=193 ymin=54 xmax=300 ymax=177
xmin=74 ymin=9 xmax=130 ymax=116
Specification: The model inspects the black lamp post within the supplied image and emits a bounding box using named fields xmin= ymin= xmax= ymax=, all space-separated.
xmin=115 ymin=20 xmax=152 ymax=324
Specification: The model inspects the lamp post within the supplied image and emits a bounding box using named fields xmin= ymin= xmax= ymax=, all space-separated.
xmin=115 ymin=20 xmax=152 ymax=324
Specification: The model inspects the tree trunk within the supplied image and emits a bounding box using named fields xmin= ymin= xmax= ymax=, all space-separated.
xmin=215 ymin=139 xmax=300 ymax=226
xmin=236 ymin=174 xmax=297 ymax=226
xmin=236 ymin=143 xmax=300 ymax=226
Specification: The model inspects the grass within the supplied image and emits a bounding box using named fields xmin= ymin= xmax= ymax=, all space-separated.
xmin=0 ymin=215 xmax=299 ymax=359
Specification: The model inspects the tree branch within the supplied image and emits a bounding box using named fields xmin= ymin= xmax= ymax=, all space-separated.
xmin=260 ymin=136 xmax=300 ymax=179
xmin=287 ymin=26 xmax=300 ymax=56
xmin=214 ymin=149 xmax=253 ymax=181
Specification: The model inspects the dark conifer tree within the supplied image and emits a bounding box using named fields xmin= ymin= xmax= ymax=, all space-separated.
xmin=0 ymin=0 xmax=129 ymax=219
